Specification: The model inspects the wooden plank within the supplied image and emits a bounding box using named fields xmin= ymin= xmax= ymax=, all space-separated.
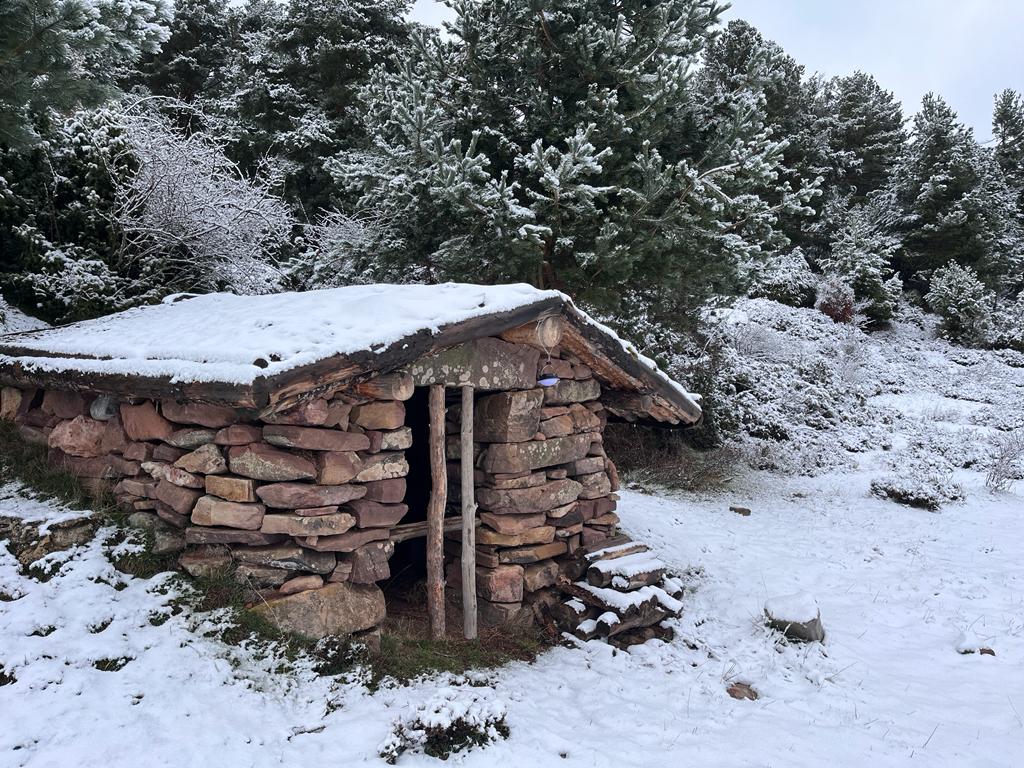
xmin=460 ymin=384 xmax=478 ymax=640
xmin=427 ymin=384 xmax=447 ymax=639
xmin=389 ymin=517 xmax=462 ymax=543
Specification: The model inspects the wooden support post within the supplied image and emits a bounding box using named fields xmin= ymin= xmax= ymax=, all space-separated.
xmin=427 ymin=384 xmax=447 ymax=640
xmin=460 ymin=384 xmax=478 ymax=640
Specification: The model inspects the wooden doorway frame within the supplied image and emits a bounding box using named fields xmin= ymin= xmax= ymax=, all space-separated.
xmin=424 ymin=383 xmax=478 ymax=640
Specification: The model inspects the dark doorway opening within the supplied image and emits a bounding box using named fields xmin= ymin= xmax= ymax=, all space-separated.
xmin=383 ymin=386 xmax=432 ymax=600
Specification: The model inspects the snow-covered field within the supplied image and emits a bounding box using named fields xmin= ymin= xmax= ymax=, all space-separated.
xmin=2 ymin=303 xmax=1023 ymax=767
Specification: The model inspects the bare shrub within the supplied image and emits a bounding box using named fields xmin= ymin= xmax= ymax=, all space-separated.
xmin=986 ymin=431 xmax=1024 ymax=491
xmin=815 ymin=277 xmax=855 ymax=324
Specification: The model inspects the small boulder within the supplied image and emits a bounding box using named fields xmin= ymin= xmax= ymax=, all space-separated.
xmin=120 ymin=402 xmax=173 ymax=442
xmin=250 ymin=581 xmax=385 ymax=639
xmin=48 ymin=415 xmax=106 ymax=457
xmin=764 ymin=593 xmax=825 ymax=643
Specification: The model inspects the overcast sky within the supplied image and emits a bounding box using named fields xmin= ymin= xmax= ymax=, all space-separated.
xmin=407 ymin=0 xmax=1024 ymax=141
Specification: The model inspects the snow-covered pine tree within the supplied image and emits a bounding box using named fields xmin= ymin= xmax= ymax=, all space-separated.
xmin=820 ymin=204 xmax=902 ymax=323
xmin=337 ymin=0 xmax=818 ymax=329
xmin=888 ymin=94 xmax=1022 ymax=294
xmin=828 ymin=72 xmax=906 ymax=206
xmin=993 ymin=88 xmax=1024 ymax=213
xmin=698 ymin=19 xmax=824 ymax=252
xmin=128 ymin=0 xmax=233 ymax=105
xmin=0 ymin=0 xmax=172 ymax=147
xmin=926 ymin=262 xmax=993 ymax=346
xmin=0 ymin=108 xmax=142 ymax=320
xmin=201 ymin=0 xmax=409 ymax=211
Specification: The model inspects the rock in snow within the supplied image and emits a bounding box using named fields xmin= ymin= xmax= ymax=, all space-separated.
xmin=764 ymin=593 xmax=825 ymax=643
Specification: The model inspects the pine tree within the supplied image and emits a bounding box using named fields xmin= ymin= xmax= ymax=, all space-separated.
xmin=129 ymin=0 xmax=233 ymax=104
xmin=202 ymin=0 xmax=410 ymax=211
xmin=820 ymin=204 xmax=902 ymax=323
xmin=0 ymin=108 xmax=141 ymax=320
xmin=0 ymin=0 xmax=172 ymax=147
xmin=828 ymin=72 xmax=906 ymax=205
xmin=888 ymin=94 xmax=1022 ymax=293
xmin=336 ymin=0 xmax=818 ymax=328
xmin=993 ymin=88 xmax=1024 ymax=212
xmin=699 ymin=19 xmax=824 ymax=249
xmin=926 ymin=262 xmax=993 ymax=346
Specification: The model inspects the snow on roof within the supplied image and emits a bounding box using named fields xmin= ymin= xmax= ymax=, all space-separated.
xmin=0 ymin=284 xmax=556 ymax=385
xmin=0 ymin=282 xmax=701 ymax=420
xmin=0 ymin=298 xmax=48 ymax=335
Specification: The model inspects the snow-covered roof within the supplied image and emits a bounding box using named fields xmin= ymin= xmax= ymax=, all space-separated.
xmin=0 ymin=283 xmax=701 ymax=424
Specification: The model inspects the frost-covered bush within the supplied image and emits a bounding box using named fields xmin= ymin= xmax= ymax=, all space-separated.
xmin=870 ymin=457 xmax=964 ymax=511
xmin=985 ymin=431 xmax=1024 ymax=491
xmin=926 ymin=263 xmax=993 ymax=346
xmin=378 ymin=687 xmax=509 ymax=764
xmin=820 ymin=205 xmax=903 ymax=323
xmin=986 ymin=293 xmax=1024 ymax=351
xmin=672 ymin=298 xmax=885 ymax=475
xmin=814 ymin=276 xmax=855 ymax=323
xmin=747 ymin=248 xmax=818 ymax=307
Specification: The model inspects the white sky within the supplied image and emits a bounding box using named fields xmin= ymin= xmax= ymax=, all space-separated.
xmin=407 ymin=0 xmax=1024 ymax=141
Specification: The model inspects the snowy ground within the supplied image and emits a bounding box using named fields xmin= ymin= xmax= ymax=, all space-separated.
xmin=2 ymin=305 xmax=1023 ymax=767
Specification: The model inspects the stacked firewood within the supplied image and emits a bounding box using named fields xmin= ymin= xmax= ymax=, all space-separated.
xmin=551 ymin=536 xmax=685 ymax=648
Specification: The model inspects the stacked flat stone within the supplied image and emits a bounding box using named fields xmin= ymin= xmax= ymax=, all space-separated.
xmin=444 ymin=350 xmax=622 ymax=627
xmin=1 ymin=384 xmax=407 ymax=639
xmin=1 ymin=340 xmax=625 ymax=638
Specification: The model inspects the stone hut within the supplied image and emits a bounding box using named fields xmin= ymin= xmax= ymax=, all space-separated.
xmin=0 ymin=284 xmax=700 ymax=645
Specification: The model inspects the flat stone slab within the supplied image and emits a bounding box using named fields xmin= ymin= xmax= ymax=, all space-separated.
xmin=264 ymin=425 xmax=370 ymax=452
xmin=260 ymin=512 xmax=356 ymax=537
xmin=256 ymin=482 xmax=366 ymax=509
xmin=483 ymin=434 xmax=593 ymax=474
xmin=250 ymin=581 xmax=385 ymax=639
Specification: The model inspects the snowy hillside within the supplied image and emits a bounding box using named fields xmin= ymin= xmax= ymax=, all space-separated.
xmin=2 ymin=300 xmax=1023 ymax=766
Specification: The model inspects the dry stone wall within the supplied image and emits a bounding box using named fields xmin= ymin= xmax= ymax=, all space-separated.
xmin=0 ymin=336 xmax=624 ymax=640
xmin=444 ymin=347 xmax=622 ymax=628
xmin=0 ymin=383 xmax=408 ymax=640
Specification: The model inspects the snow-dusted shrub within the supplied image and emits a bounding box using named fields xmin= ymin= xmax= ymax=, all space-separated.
xmin=115 ymin=104 xmax=293 ymax=296
xmin=289 ymin=210 xmax=378 ymax=289
xmin=814 ymin=276 xmax=855 ymax=323
xmin=985 ymin=431 xmax=1024 ymax=491
xmin=673 ymin=298 xmax=884 ymax=475
xmin=378 ymin=687 xmax=509 ymax=764
xmin=870 ymin=457 xmax=964 ymax=511
xmin=747 ymin=248 xmax=817 ymax=307
xmin=926 ymin=263 xmax=993 ymax=346
xmin=986 ymin=293 xmax=1024 ymax=351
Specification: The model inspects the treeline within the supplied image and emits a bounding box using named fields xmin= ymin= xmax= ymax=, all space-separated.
xmin=1 ymin=0 xmax=1023 ymax=351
